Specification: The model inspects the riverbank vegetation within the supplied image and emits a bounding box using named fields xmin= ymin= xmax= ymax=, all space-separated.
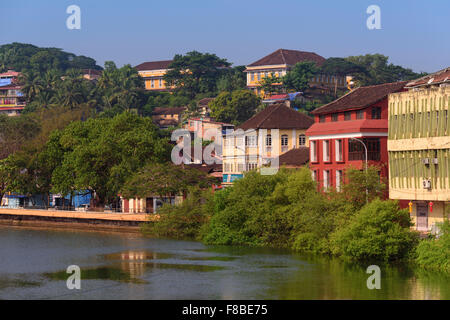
xmin=147 ymin=167 xmax=421 ymax=264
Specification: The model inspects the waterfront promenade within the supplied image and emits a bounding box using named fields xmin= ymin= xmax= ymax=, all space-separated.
xmin=0 ymin=208 xmax=156 ymax=231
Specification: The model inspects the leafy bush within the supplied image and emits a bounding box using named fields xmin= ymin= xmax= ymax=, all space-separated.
xmin=415 ymin=221 xmax=450 ymax=273
xmin=330 ymin=200 xmax=419 ymax=262
xmin=141 ymin=189 xmax=213 ymax=240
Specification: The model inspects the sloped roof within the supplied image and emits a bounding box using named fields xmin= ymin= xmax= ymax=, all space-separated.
xmin=406 ymin=67 xmax=450 ymax=88
xmin=239 ymin=103 xmax=314 ymax=130
xmin=135 ymin=60 xmax=173 ymax=71
xmin=278 ymin=147 xmax=310 ymax=167
xmin=152 ymin=106 xmax=186 ymax=115
xmin=311 ymin=81 xmax=407 ymax=115
xmin=198 ymin=97 xmax=215 ymax=106
xmin=247 ymin=49 xmax=325 ymax=67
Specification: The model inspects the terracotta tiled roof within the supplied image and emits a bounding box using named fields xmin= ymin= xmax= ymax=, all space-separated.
xmin=198 ymin=97 xmax=215 ymax=106
xmin=152 ymin=106 xmax=186 ymax=115
xmin=311 ymin=81 xmax=407 ymax=115
xmin=277 ymin=147 xmax=310 ymax=167
xmin=406 ymin=67 xmax=450 ymax=88
xmin=247 ymin=49 xmax=325 ymax=67
xmin=135 ymin=60 xmax=173 ymax=71
xmin=239 ymin=103 xmax=314 ymax=130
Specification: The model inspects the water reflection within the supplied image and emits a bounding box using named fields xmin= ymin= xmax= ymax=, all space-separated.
xmin=0 ymin=226 xmax=449 ymax=300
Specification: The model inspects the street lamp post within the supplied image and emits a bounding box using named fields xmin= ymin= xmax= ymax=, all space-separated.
xmin=350 ymin=137 xmax=368 ymax=204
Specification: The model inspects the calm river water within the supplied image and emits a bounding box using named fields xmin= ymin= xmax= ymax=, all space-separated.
xmin=0 ymin=225 xmax=448 ymax=300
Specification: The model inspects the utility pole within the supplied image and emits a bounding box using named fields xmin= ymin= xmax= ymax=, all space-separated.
xmin=350 ymin=137 xmax=368 ymax=204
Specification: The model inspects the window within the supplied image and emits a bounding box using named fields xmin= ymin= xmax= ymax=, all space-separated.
xmin=159 ymin=79 xmax=163 ymax=87
xmin=323 ymin=170 xmax=330 ymax=191
xmin=348 ymin=138 xmax=380 ymax=161
xmin=335 ymin=139 xmax=343 ymax=161
xmin=246 ymin=162 xmax=258 ymax=171
xmin=299 ymin=134 xmax=306 ymax=146
xmin=372 ymin=107 xmax=381 ymax=119
xmin=251 ymin=73 xmax=255 ymax=81
xmin=344 ymin=111 xmax=351 ymax=120
xmin=237 ymin=163 xmax=244 ymax=172
xmin=266 ymin=134 xmax=272 ymax=146
xmin=281 ymin=134 xmax=289 ymax=152
xmin=336 ymin=170 xmax=343 ymax=192
xmin=245 ymin=135 xmax=257 ymax=147
xmin=319 ymin=115 xmax=326 ymax=123
xmin=281 ymin=135 xmax=289 ymax=146
xmin=332 ymin=113 xmax=338 ymax=122
xmin=151 ymin=79 xmax=155 ymax=88
xmin=310 ymin=141 xmax=317 ymax=162
xmin=323 ymin=140 xmax=330 ymax=162
xmin=312 ymin=170 xmax=317 ymax=182
xmin=257 ymin=73 xmax=261 ymax=81
xmin=356 ymin=110 xmax=364 ymax=119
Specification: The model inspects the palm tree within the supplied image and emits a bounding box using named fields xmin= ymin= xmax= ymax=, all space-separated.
xmin=19 ymin=71 xmax=44 ymax=103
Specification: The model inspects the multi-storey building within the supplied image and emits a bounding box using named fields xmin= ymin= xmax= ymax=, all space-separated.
xmin=306 ymin=81 xmax=407 ymax=191
xmin=222 ymin=103 xmax=314 ymax=185
xmin=388 ymin=67 xmax=450 ymax=232
xmin=244 ymin=49 xmax=348 ymax=97
xmin=135 ymin=60 xmax=173 ymax=91
xmin=0 ymin=70 xmax=26 ymax=116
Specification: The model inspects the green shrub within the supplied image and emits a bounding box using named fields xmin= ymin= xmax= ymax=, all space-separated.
xmin=415 ymin=221 xmax=450 ymax=273
xmin=330 ymin=199 xmax=419 ymax=262
xmin=141 ymin=188 xmax=213 ymax=240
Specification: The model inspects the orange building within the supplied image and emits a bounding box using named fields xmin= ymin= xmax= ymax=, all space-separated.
xmin=245 ymin=49 xmax=347 ymax=97
xmin=135 ymin=60 xmax=173 ymax=91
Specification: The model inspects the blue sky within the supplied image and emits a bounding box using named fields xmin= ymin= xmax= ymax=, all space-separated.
xmin=0 ymin=0 xmax=448 ymax=73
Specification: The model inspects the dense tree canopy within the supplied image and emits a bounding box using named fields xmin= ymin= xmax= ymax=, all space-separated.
xmin=282 ymin=61 xmax=319 ymax=92
xmin=164 ymin=51 xmax=231 ymax=99
xmin=0 ymin=43 xmax=102 ymax=73
xmin=209 ymin=90 xmax=261 ymax=125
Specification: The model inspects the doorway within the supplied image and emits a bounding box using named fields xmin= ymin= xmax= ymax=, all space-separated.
xmin=416 ymin=203 xmax=428 ymax=231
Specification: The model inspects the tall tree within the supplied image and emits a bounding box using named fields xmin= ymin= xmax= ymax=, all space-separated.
xmin=209 ymin=90 xmax=261 ymax=125
xmin=282 ymin=61 xmax=319 ymax=92
xmin=164 ymin=51 xmax=231 ymax=99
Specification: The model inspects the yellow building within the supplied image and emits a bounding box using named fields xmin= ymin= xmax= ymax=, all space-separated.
xmin=388 ymin=67 xmax=450 ymax=232
xmin=135 ymin=60 xmax=173 ymax=91
xmin=222 ymin=103 xmax=314 ymax=185
xmin=245 ymin=49 xmax=347 ymax=97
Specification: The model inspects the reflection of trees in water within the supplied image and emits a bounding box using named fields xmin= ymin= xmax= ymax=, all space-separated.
xmin=267 ymin=254 xmax=449 ymax=300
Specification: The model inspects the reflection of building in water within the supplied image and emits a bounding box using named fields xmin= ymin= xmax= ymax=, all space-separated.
xmin=117 ymin=250 xmax=155 ymax=278
xmin=408 ymin=276 xmax=443 ymax=300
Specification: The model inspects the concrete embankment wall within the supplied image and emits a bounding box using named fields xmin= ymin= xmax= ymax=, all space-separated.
xmin=0 ymin=209 xmax=155 ymax=233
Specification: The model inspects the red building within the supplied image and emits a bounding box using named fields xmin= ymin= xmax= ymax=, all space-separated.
xmin=305 ymin=81 xmax=407 ymax=191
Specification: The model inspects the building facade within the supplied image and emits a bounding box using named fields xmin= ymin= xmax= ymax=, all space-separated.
xmin=0 ymin=70 xmax=26 ymax=116
xmin=222 ymin=103 xmax=314 ymax=185
xmin=388 ymin=67 xmax=450 ymax=232
xmin=245 ymin=49 xmax=347 ymax=97
xmin=306 ymin=81 xmax=407 ymax=191
xmin=135 ymin=60 xmax=173 ymax=91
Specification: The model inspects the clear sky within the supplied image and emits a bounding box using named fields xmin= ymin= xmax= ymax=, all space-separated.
xmin=1 ymin=0 xmax=448 ymax=73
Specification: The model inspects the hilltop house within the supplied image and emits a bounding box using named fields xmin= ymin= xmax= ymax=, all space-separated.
xmin=244 ymin=49 xmax=348 ymax=98
xmin=135 ymin=60 xmax=173 ymax=91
